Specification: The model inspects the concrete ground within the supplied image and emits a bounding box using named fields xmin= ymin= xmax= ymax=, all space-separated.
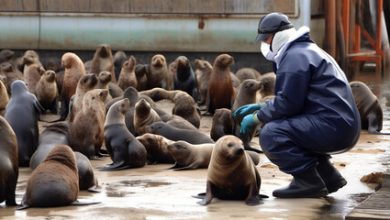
xmin=1 ymin=100 xmax=389 ymax=220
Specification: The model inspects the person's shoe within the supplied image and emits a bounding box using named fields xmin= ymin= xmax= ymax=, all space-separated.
xmin=273 ymin=168 xmax=328 ymax=198
xmin=317 ymin=157 xmax=347 ymax=193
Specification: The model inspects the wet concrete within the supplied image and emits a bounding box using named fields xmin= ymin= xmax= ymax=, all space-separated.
xmin=1 ymin=100 xmax=390 ymax=220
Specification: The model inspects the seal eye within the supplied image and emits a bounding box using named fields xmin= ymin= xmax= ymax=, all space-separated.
xmin=227 ymin=142 xmax=234 ymax=148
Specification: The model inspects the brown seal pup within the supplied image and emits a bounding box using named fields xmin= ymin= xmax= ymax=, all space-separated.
xmin=29 ymin=122 xmax=69 ymax=170
xmin=136 ymin=133 xmax=175 ymax=164
xmin=194 ymin=59 xmax=213 ymax=105
xmin=104 ymin=99 xmax=147 ymax=170
xmin=197 ymin=135 xmax=264 ymax=206
xmin=0 ymin=116 xmax=18 ymax=206
xmin=5 ymin=80 xmax=43 ymax=167
xmin=91 ymin=44 xmax=116 ymax=82
xmin=230 ymin=72 xmax=241 ymax=88
xmin=118 ymin=55 xmax=137 ymax=90
xmin=23 ymin=63 xmax=45 ymax=95
xmin=21 ymin=144 xmax=79 ymax=208
xmin=0 ymin=62 xmax=23 ymax=92
xmin=147 ymin=54 xmax=168 ymax=89
xmin=140 ymin=88 xmax=201 ymax=128
xmin=113 ymin=50 xmax=127 ymax=81
xmin=60 ymin=52 xmax=86 ymax=121
xmin=69 ymin=89 xmax=108 ymax=159
xmin=74 ymin=152 xmax=99 ymax=191
xmin=0 ymin=80 xmax=9 ymax=115
xmin=69 ymin=73 xmax=98 ymax=122
xmin=232 ymin=79 xmax=262 ymax=111
xmin=21 ymin=50 xmax=42 ymax=68
xmin=258 ymin=72 xmax=276 ymax=99
xmin=350 ymin=81 xmax=383 ymax=133
xmin=172 ymin=56 xmax=198 ymax=99
xmin=95 ymin=71 xmax=113 ymax=103
xmin=168 ymin=140 xmax=260 ymax=171
xmin=207 ymin=54 xmax=235 ymax=114
xmin=134 ymin=64 xmax=149 ymax=91
xmin=210 ymin=108 xmax=234 ymax=141
xmin=235 ymin=68 xmax=260 ymax=82
xmin=134 ymin=98 xmax=162 ymax=135
xmin=145 ymin=121 xmax=214 ymax=144
xmin=35 ymin=70 xmax=58 ymax=113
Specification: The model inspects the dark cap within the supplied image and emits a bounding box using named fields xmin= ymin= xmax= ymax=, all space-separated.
xmin=256 ymin=12 xmax=294 ymax=42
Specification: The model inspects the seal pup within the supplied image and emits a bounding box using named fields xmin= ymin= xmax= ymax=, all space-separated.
xmin=258 ymin=72 xmax=276 ymax=99
xmin=194 ymin=59 xmax=213 ymax=105
xmin=235 ymin=68 xmax=260 ymax=82
xmin=118 ymin=55 xmax=137 ymax=90
xmin=75 ymin=152 xmax=99 ymax=192
xmin=104 ymin=99 xmax=147 ymax=169
xmin=136 ymin=133 xmax=176 ymax=164
xmin=23 ymin=63 xmax=45 ymax=95
xmin=113 ymin=50 xmax=127 ymax=81
xmin=207 ymin=54 xmax=235 ymax=114
xmin=5 ymin=80 xmax=43 ymax=167
xmin=196 ymin=135 xmax=265 ymax=206
xmin=91 ymin=44 xmax=116 ymax=82
xmin=35 ymin=70 xmax=58 ymax=113
xmin=0 ymin=116 xmax=18 ymax=206
xmin=173 ymin=56 xmax=198 ymax=99
xmin=146 ymin=54 xmax=168 ymax=89
xmin=210 ymin=108 xmax=235 ymax=141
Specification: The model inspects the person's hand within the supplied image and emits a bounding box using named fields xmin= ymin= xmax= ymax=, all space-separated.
xmin=240 ymin=111 xmax=260 ymax=135
xmin=233 ymin=103 xmax=265 ymax=119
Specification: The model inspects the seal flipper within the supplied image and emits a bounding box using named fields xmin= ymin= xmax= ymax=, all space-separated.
xmin=71 ymin=199 xmax=101 ymax=206
xmin=197 ymin=181 xmax=214 ymax=206
xmin=87 ymin=185 xmax=102 ymax=193
xmin=192 ymin=192 xmax=206 ymax=199
xmin=100 ymin=161 xmax=128 ymax=171
xmin=168 ymin=162 xmax=182 ymax=170
xmin=243 ymin=142 xmax=263 ymax=154
xmin=245 ymin=182 xmax=262 ymax=206
xmin=173 ymin=163 xmax=199 ymax=171
xmin=15 ymin=204 xmax=30 ymax=210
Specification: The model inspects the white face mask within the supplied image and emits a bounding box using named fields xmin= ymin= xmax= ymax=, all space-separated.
xmin=260 ymin=42 xmax=276 ymax=61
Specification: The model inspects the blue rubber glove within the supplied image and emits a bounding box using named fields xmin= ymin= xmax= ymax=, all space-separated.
xmin=233 ymin=103 xmax=265 ymax=119
xmin=240 ymin=111 xmax=260 ymax=135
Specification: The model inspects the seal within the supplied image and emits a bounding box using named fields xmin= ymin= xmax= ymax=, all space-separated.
xmin=232 ymin=79 xmax=262 ymax=111
xmin=21 ymin=50 xmax=41 ymax=67
xmin=118 ymin=55 xmax=137 ymax=90
xmin=60 ymin=52 xmax=86 ymax=121
xmin=136 ymin=133 xmax=176 ymax=164
xmin=69 ymin=89 xmax=108 ymax=159
xmin=35 ymin=70 xmax=58 ymax=113
xmin=146 ymin=54 xmax=168 ymax=89
xmin=173 ymin=56 xmax=198 ymax=99
xmin=350 ymin=81 xmax=383 ymax=133
xmin=258 ymin=72 xmax=276 ymax=99
xmin=235 ymin=68 xmax=260 ymax=82
xmin=168 ymin=140 xmax=260 ymax=171
xmin=75 ymin=152 xmax=99 ymax=191
xmin=91 ymin=44 xmax=116 ymax=82
xmin=207 ymin=54 xmax=235 ymax=114
xmin=95 ymin=71 xmax=113 ymax=103
xmin=0 ymin=62 xmax=23 ymax=92
xmin=210 ymin=108 xmax=234 ymax=141
xmin=145 ymin=121 xmax=214 ymax=144
xmin=104 ymin=98 xmax=147 ymax=170
xmin=0 ymin=79 xmax=9 ymax=115
xmin=113 ymin=50 xmax=127 ymax=81
xmin=0 ymin=49 xmax=14 ymax=63
xmin=29 ymin=121 xmax=69 ymax=170
xmin=0 ymin=116 xmax=18 ymax=206
xmin=196 ymin=135 xmax=264 ymax=206
xmin=230 ymin=72 xmax=241 ymax=88
xmin=5 ymin=80 xmax=42 ymax=167
xmin=134 ymin=98 xmax=162 ymax=135
xmin=68 ymin=73 xmax=98 ymax=122
xmin=134 ymin=64 xmax=149 ymax=91
xmin=140 ymin=88 xmax=201 ymax=128
xmin=21 ymin=144 xmax=79 ymax=208
xmin=23 ymin=63 xmax=45 ymax=95
xmin=194 ymin=59 xmax=213 ymax=105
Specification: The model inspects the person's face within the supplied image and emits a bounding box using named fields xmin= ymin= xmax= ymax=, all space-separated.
xmin=263 ymin=35 xmax=273 ymax=45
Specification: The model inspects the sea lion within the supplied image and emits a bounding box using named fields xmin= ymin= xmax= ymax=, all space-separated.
xmin=168 ymin=140 xmax=260 ymax=171
xmin=0 ymin=80 xmax=9 ymax=115
xmin=23 ymin=63 xmax=45 ymax=95
xmin=140 ymin=88 xmax=201 ymax=128
xmin=197 ymin=135 xmax=264 ymax=206
xmin=194 ymin=59 xmax=213 ymax=105
xmin=0 ymin=116 xmax=18 ymax=206
xmin=108 ymin=82 xmax=124 ymax=98
xmin=207 ymin=54 xmax=235 ymax=114
xmin=60 ymin=52 xmax=86 ymax=121
xmin=69 ymin=74 xmax=98 ymax=122
xmin=258 ymin=72 xmax=276 ymax=99
xmin=35 ymin=70 xmax=58 ymax=113
xmin=95 ymin=71 xmax=113 ymax=103
xmin=232 ymin=79 xmax=262 ymax=111
xmin=173 ymin=56 xmax=198 ymax=99
xmin=104 ymin=99 xmax=147 ymax=169
xmin=29 ymin=122 xmax=69 ymax=170
xmin=230 ymin=72 xmax=241 ymax=88
xmin=136 ymin=133 xmax=175 ymax=164
xmin=134 ymin=64 xmax=149 ymax=91
xmin=145 ymin=121 xmax=214 ymax=144
xmin=147 ymin=54 xmax=168 ymax=89
xmin=0 ymin=62 xmax=23 ymax=92
xmin=118 ymin=55 xmax=137 ymax=90
xmin=5 ymin=80 xmax=42 ymax=167
xmin=21 ymin=50 xmax=41 ymax=68
xmin=75 ymin=152 xmax=99 ymax=191
xmin=113 ymin=50 xmax=127 ymax=81
xmin=210 ymin=108 xmax=234 ymax=141
xmin=235 ymin=68 xmax=260 ymax=82
xmin=21 ymin=145 xmax=79 ymax=208
xmin=0 ymin=49 xmax=15 ymax=63
xmin=91 ymin=44 xmax=116 ymax=82
xmin=350 ymin=81 xmax=383 ymax=133
xmin=69 ymin=89 xmax=108 ymax=159
xmin=134 ymin=98 xmax=162 ymax=135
